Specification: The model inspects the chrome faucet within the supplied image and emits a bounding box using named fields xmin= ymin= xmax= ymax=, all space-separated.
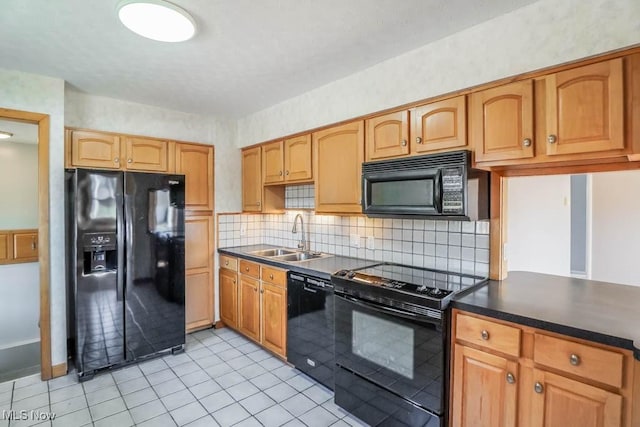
xmin=292 ymin=213 xmax=308 ymax=252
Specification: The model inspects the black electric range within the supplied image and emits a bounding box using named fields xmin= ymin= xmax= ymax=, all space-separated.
xmin=332 ymin=263 xmax=487 ymax=427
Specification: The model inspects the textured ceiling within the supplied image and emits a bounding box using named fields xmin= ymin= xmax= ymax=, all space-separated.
xmin=0 ymin=0 xmax=539 ymax=118
xmin=0 ymin=119 xmax=38 ymax=145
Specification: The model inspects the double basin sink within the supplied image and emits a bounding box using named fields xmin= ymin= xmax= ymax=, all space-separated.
xmin=248 ymin=248 xmax=332 ymax=263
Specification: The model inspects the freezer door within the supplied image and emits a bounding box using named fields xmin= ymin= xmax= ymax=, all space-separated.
xmin=124 ymin=172 xmax=186 ymax=360
xmin=72 ymin=169 xmax=126 ymax=376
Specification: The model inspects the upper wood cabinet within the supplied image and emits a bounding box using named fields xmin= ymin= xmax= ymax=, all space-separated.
xmin=242 ymin=147 xmax=262 ymax=212
xmin=70 ymin=130 xmax=122 ymax=169
xmin=0 ymin=232 xmax=8 ymax=263
xmin=411 ymin=95 xmax=467 ymax=154
xmin=263 ymin=135 xmax=313 ymax=184
xmin=123 ymin=137 xmax=168 ymax=171
xmin=175 ymin=143 xmax=214 ymax=211
xmin=0 ymin=229 xmax=38 ymax=265
xmin=313 ymin=121 xmax=364 ymax=213
xmin=284 ymin=135 xmax=312 ymax=182
xmin=544 ymin=58 xmax=624 ymax=156
xmin=471 ymin=80 xmax=535 ymax=163
xmin=366 ymin=111 xmax=409 ymax=160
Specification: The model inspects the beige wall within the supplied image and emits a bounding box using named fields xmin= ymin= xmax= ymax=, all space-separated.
xmin=0 ymin=141 xmax=38 ymax=228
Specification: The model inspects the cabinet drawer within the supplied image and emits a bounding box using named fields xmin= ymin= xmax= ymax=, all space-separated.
xmin=261 ymin=266 xmax=286 ymax=287
xmin=220 ymin=255 xmax=238 ymax=272
xmin=533 ymin=333 xmax=624 ymax=388
xmin=456 ymin=313 xmax=521 ymax=357
xmin=239 ymin=259 xmax=260 ymax=278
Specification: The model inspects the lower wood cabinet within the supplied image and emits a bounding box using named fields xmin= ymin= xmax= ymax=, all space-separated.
xmin=451 ymin=309 xmax=635 ymax=427
xmin=218 ymin=255 xmax=287 ymax=358
xmin=185 ymin=271 xmax=212 ymax=329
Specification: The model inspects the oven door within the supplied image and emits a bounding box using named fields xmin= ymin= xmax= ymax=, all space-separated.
xmin=335 ymin=292 xmax=445 ymax=415
xmin=362 ymin=168 xmax=442 ymax=216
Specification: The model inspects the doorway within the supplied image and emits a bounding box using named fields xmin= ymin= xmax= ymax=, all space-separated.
xmin=0 ymin=108 xmax=51 ymax=381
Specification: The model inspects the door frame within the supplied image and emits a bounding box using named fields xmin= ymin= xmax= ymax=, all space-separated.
xmin=0 ymin=107 xmax=52 ymax=380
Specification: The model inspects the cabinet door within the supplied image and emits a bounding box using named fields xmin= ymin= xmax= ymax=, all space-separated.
xmin=411 ymin=96 xmax=467 ymax=154
xmin=545 ymin=58 xmax=624 ymax=156
xmin=451 ymin=344 xmax=518 ymax=427
xmin=124 ymin=137 xmax=168 ymax=172
xmin=261 ymin=282 xmax=286 ymax=357
xmin=242 ymin=147 xmax=262 ymax=212
xmin=175 ymin=143 xmax=213 ymax=211
xmin=71 ymin=130 xmax=122 ymax=169
xmin=13 ymin=232 xmax=38 ymax=262
xmin=185 ymin=216 xmax=213 ymax=331
xmin=284 ymin=135 xmax=312 ymax=182
xmin=471 ymin=80 xmax=535 ymax=162
xmin=185 ymin=271 xmax=212 ymax=329
xmin=313 ymin=121 xmax=364 ymax=213
xmin=239 ymin=275 xmax=261 ymax=342
xmin=219 ymin=268 xmax=238 ymax=329
xmin=530 ymin=369 xmax=622 ymax=427
xmin=365 ymin=111 xmax=409 ymax=160
xmin=0 ymin=232 xmax=9 ymax=263
xmin=262 ymin=141 xmax=284 ymax=184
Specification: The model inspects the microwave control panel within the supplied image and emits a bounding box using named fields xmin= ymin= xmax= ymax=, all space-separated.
xmin=441 ymin=167 xmax=464 ymax=214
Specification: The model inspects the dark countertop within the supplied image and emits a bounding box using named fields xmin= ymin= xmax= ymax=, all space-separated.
xmin=218 ymin=244 xmax=377 ymax=281
xmin=453 ymin=271 xmax=640 ymax=360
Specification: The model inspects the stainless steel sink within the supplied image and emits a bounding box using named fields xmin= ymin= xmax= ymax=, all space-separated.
xmin=272 ymin=252 xmax=332 ymax=262
xmin=249 ymin=248 xmax=297 ymax=257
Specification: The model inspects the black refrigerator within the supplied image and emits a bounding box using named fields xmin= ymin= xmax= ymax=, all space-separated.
xmin=66 ymin=169 xmax=186 ymax=380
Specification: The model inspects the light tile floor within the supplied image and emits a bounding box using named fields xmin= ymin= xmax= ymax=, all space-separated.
xmin=0 ymin=328 xmax=369 ymax=427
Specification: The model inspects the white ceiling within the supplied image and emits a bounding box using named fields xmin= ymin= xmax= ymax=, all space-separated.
xmin=0 ymin=119 xmax=38 ymax=145
xmin=0 ymin=0 xmax=539 ymax=118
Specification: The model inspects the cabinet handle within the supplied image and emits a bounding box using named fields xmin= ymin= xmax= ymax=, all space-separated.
xmin=523 ymin=138 xmax=532 ymax=147
xmin=114 ymin=158 xmax=120 ymax=163
xmin=245 ymin=267 xmax=250 ymax=272
xmin=416 ymin=137 xmax=423 ymax=144
xmin=31 ymin=240 xmax=37 ymax=251
xmin=534 ymin=382 xmax=544 ymax=394
xmin=254 ymin=287 xmax=258 ymax=293
xmin=279 ymin=171 xmax=283 ymax=176
xmin=260 ymin=289 xmax=264 ymax=294
xmin=225 ymin=260 xmax=229 ymax=266
xmin=285 ymin=170 xmax=289 ymax=175
xmin=506 ymin=373 xmax=516 ymax=384
xmin=481 ymin=330 xmax=490 ymax=340
xmin=233 ymin=280 xmax=236 ymax=284
xmin=256 ymin=201 xmax=261 ymax=206
xmin=401 ymin=139 xmax=407 ymax=147
xmin=547 ymin=134 xmax=557 ymax=144
xmin=269 ymin=274 xmax=273 ymax=280
xmin=127 ymin=158 xmax=133 ymax=163
xmin=570 ymin=354 xmax=581 ymax=366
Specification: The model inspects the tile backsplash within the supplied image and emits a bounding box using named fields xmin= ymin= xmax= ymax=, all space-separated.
xmin=218 ymin=211 xmax=490 ymax=277
xmin=284 ymin=184 xmax=315 ymax=209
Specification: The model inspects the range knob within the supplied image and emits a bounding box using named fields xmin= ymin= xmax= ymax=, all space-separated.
xmin=347 ymin=271 xmax=356 ymax=279
xmin=431 ymin=288 xmax=443 ymax=296
xmin=335 ymin=270 xmax=348 ymax=277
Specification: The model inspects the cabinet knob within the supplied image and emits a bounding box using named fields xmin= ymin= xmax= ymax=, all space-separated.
xmin=31 ymin=240 xmax=37 ymax=251
xmin=269 ymin=274 xmax=273 ymax=280
xmin=256 ymin=201 xmax=261 ymax=206
xmin=523 ymin=138 xmax=532 ymax=147
xmin=260 ymin=289 xmax=264 ymax=294
xmin=127 ymin=158 xmax=133 ymax=163
xmin=285 ymin=170 xmax=289 ymax=175
xmin=569 ymin=354 xmax=581 ymax=366
xmin=255 ymin=287 xmax=258 ymax=293
xmin=506 ymin=372 xmax=516 ymax=384
xmin=225 ymin=260 xmax=229 ymax=266
xmin=481 ymin=330 xmax=490 ymax=340
xmin=279 ymin=170 xmax=283 ymax=176
xmin=416 ymin=137 xmax=423 ymax=144
xmin=245 ymin=267 xmax=250 ymax=272
xmin=233 ymin=280 xmax=236 ymax=284
xmin=401 ymin=139 xmax=407 ymax=147
xmin=534 ymin=382 xmax=544 ymax=394
xmin=114 ymin=158 xmax=120 ymax=163
xmin=547 ymin=134 xmax=557 ymax=144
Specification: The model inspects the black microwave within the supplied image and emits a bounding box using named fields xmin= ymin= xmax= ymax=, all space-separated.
xmin=362 ymin=150 xmax=489 ymax=220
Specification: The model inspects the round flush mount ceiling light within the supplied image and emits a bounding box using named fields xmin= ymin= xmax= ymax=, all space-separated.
xmin=0 ymin=131 xmax=13 ymax=139
xmin=117 ymin=0 xmax=196 ymax=42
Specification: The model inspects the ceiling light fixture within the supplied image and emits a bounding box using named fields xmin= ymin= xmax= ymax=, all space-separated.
xmin=0 ymin=131 xmax=13 ymax=139
xmin=117 ymin=0 xmax=196 ymax=42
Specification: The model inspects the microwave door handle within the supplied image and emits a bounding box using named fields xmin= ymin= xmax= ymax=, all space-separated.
xmin=434 ymin=171 xmax=443 ymax=213
xmin=339 ymin=294 xmax=440 ymax=325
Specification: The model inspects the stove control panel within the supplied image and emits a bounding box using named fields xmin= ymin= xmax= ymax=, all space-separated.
xmin=334 ymin=270 xmax=452 ymax=300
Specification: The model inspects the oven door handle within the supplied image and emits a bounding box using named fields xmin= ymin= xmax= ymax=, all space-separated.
xmin=338 ymin=294 xmax=441 ymax=325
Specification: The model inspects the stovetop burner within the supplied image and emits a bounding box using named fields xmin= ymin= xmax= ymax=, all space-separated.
xmin=332 ymin=262 xmax=487 ymax=310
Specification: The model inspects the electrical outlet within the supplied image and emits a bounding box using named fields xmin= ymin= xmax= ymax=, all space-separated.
xmin=366 ymin=236 xmax=375 ymax=250
xmin=240 ymin=225 xmax=247 ymax=236
xmin=350 ymin=234 xmax=361 ymax=248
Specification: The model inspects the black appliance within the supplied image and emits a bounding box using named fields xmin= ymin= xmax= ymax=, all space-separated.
xmin=362 ymin=150 xmax=489 ymax=220
xmin=66 ymin=169 xmax=186 ymax=380
xmin=332 ymin=263 xmax=487 ymax=427
xmin=287 ymin=272 xmax=334 ymax=390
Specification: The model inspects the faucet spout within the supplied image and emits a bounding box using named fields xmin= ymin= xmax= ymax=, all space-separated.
xmin=292 ymin=213 xmax=308 ymax=252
